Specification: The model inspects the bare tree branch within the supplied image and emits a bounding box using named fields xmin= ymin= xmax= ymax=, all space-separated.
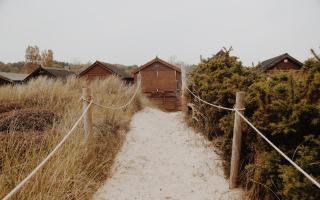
xmin=311 ymin=49 xmax=320 ymax=61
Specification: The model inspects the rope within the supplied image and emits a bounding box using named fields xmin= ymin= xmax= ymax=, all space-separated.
xmin=82 ymin=77 xmax=141 ymax=110
xmin=235 ymin=109 xmax=320 ymax=189
xmin=185 ymin=86 xmax=320 ymax=189
xmin=185 ymin=87 xmax=239 ymax=111
xmin=2 ymin=101 xmax=93 ymax=200
xmin=3 ymin=76 xmax=141 ymax=199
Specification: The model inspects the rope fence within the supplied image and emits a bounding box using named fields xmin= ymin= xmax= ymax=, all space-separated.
xmin=3 ymin=75 xmax=318 ymax=199
xmin=235 ymin=110 xmax=320 ymax=189
xmin=82 ymin=76 xmax=142 ymax=110
xmin=2 ymin=101 xmax=93 ymax=200
xmin=2 ymin=75 xmax=142 ymax=200
xmin=186 ymin=87 xmax=237 ymax=111
xmin=185 ymin=87 xmax=320 ymax=190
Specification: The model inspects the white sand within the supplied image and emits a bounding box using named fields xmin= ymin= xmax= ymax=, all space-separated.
xmin=94 ymin=108 xmax=242 ymax=200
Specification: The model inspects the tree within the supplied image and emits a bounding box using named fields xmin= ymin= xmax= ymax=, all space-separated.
xmin=25 ymin=45 xmax=41 ymax=64
xmin=311 ymin=48 xmax=320 ymax=61
xmin=41 ymin=49 xmax=53 ymax=67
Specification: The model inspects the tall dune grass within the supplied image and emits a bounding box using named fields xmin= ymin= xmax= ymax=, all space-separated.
xmin=0 ymin=76 xmax=144 ymax=199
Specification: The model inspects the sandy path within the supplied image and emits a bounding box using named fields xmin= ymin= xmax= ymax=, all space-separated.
xmin=94 ymin=108 xmax=242 ymax=200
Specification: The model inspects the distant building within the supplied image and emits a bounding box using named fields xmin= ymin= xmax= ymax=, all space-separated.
xmin=24 ymin=66 xmax=75 ymax=81
xmin=133 ymin=57 xmax=182 ymax=111
xmin=0 ymin=72 xmax=28 ymax=85
xmin=260 ymin=53 xmax=303 ymax=72
xmin=78 ymin=61 xmax=133 ymax=83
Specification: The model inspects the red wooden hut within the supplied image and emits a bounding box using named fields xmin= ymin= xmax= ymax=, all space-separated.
xmin=133 ymin=57 xmax=182 ymax=111
xmin=78 ymin=61 xmax=133 ymax=83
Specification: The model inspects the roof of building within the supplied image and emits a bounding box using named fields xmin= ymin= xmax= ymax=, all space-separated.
xmin=41 ymin=67 xmax=75 ymax=77
xmin=25 ymin=66 xmax=75 ymax=80
xmin=78 ymin=61 xmax=132 ymax=79
xmin=260 ymin=53 xmax=303 ymax=71
xmin=0 ymin=72 xmax=28 ymax=82
xmin=133 ymin=57 xmax=181 ymax=74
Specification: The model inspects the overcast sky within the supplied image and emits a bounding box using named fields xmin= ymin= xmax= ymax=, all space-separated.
xmin=0 ymin=0 xmax=319 ymax=66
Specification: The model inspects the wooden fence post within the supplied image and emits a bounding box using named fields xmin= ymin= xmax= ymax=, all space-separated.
xmin=181 ymin=64 xmax=187 ymax=112
xmin=229 ymin=91 xmax=245 ymax=189
xmin=82 ymin=87 xmax=93 ymax=142
xmin=137 ymin=73 xmax=142 ymax=85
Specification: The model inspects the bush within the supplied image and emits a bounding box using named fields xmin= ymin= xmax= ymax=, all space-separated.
xmin=186 ymin=51 xmax=320 ymax=199
xmin=0 ymin=108 xmax=58 ymax=132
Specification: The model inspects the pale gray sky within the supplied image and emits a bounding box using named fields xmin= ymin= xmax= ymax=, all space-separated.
xmin=0 ymin=0 xmax=319 ymax=66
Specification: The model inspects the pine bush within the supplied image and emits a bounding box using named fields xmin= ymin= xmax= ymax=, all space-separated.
xmin=186 ymin=51 xmax=320 ymax=199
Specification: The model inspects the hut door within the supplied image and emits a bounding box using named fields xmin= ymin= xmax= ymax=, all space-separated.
xmin=157 ymin=70 xmax=176 ymax=92
xmin=141 ymin=70 xmax=157 ymax=92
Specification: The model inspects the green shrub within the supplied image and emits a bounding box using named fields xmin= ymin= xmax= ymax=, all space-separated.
xmin=186 ymin=51 xmax=320 ymax=199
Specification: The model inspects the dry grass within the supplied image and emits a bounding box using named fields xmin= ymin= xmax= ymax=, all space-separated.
xmin=0 ymin=76 xmax=144 ymax=199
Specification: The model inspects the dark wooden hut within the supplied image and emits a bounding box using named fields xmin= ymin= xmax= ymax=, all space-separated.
xmin=133 ymin=57 xmax=182 ymax=111
xmin=0 ymin=72 xmax=28 ymax=86
xmin=78 ymin=61 xmax=133 ymax=83
xmin=260 ymin=53 xmax=303 ymax=72
xmin=24 ymin=66 xmax=75 ymax=81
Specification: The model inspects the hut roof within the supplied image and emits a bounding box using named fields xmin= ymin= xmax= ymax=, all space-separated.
xmin=0 ymin=72 xmax=28 ymax=82
xmin=25 ymin=66 xmax=75 ymax=80
xmin=133 ymin=57 xmax=181 ymax=74
xmin=78 ymin=61 xmax=132 ymax=79
xmin=260 ymin=53 xmax=303 ymax=71
xmin=41 ymin=67 xmax=75 ymax=77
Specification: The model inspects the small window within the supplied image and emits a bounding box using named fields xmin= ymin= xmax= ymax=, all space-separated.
xmin=284 ymin=59 xmax=288 ymax=63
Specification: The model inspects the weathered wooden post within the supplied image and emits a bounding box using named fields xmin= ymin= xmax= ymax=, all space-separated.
xmin=229 ymin=91 xmax=245 ymax=189
xmin=82 ymin=87 xmax=93 ymax=142
xmin=181 ymin=64 xmax=187 ymax=112
xmin=137 ymin=72 xmax=142 ymax=85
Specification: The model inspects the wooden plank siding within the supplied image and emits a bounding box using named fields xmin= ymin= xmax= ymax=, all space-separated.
xmin=134 ymin=57 xmax=182 ymax=111
xmin=267 ymin=59 xmax=301 ymax=72
xmin=78 ymin=61 xmax=113 ymax=81
xmin=260 ymin=53 xmax=303 ymax=73
xmin=81 ymin=62 xmax=113 ymax=81
xmin=78 ymin=61 xmax=134 ymax=84
xmin=0 ymin=77 xmax=11 ymax=86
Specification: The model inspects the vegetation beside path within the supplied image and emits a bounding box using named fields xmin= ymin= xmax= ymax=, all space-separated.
xmin=0 ymin=77 xmax=144 ymax=199
xmin=186 ymin=50 xmax=320 ymax=200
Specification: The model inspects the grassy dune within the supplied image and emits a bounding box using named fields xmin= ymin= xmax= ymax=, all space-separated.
xmin=0 ymin=77 xmax=144 ymax=199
